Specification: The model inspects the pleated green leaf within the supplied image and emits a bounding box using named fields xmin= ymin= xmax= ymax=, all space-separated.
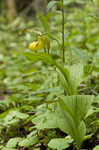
xmin=32 ymin=95 xmax=93 ymax=149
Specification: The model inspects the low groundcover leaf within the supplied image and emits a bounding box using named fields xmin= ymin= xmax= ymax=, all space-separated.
xmin=48 ymin=136 xmax=73 ymax=150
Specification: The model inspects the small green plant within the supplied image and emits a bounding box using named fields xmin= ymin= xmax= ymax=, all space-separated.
xmin=23 ymin=0 xmax=97 ymax=149
xmin=24 ymin=51 xmax=94 ymax=150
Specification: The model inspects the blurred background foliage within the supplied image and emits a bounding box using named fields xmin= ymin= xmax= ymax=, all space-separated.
xmin=0 ymin=0 xmax=99 ymax=150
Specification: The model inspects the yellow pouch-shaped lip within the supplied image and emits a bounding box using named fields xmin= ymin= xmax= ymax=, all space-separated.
xmin=28 ymin=35 xmax=50 ymax=51
xmin=29 ymin=41 xmax=39 ymax=51
xmin=29 ymin=39 xmax=44 ymax=51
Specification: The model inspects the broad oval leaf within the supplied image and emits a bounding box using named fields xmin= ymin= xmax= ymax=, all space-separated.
xmin=48 ymin=136 xmax=73 ymax=150
xmin=47 ymin=1 xmax=57 ymax=10
xmin=93 ymin=145 xmax=99 ymax=150
xmin=6 ymin=138 xmax=22 ymax=148
xmin=18 ymin=136 xmax=38 ymax=147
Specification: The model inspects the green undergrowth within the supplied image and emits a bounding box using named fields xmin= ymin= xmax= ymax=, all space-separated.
xmin=0 ymin=0 xmax=99 ymax=150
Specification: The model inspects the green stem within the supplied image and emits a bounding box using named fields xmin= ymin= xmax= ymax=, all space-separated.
xmin=61 ymin=0 xmax=65 ymax=63
xmin=44 ymin=48 xmax=46 ymax=53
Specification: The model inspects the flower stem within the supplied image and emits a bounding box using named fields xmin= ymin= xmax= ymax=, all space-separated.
xmin=61 ymin=0 xmax=65 ymax=63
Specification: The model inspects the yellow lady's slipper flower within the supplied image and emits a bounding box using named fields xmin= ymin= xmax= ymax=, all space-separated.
xmin=29 ymin=35 xmax=50 ymax=53
xmin=29 ymin=36 xmax=44 ymax=51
